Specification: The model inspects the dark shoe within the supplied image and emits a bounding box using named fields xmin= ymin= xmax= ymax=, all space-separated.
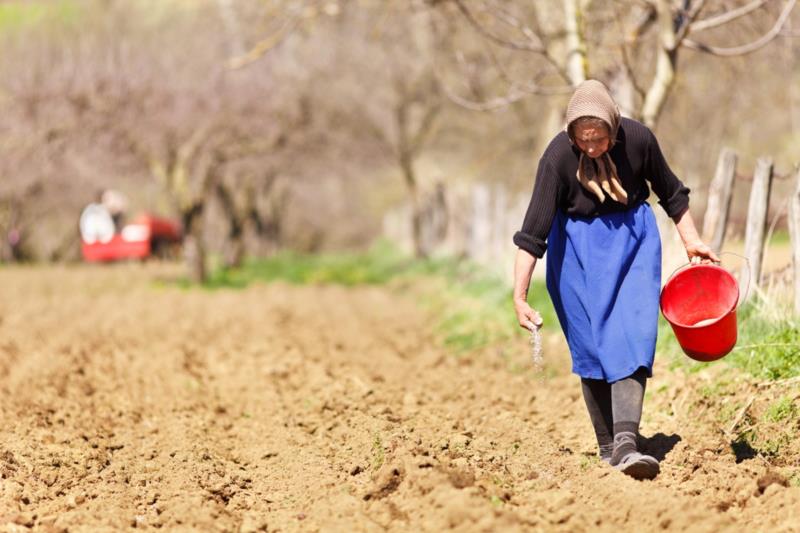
xmin=610 ymin=431 xmax=660 ymax=480
xmin=610 ymin=431 xmax=638 ymax=465
xmin=614 ymin=452 xmax=660 ymax=480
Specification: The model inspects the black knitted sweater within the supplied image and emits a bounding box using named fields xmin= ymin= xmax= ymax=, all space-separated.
xmin=513 ymin=117 xmax=690 ymax=258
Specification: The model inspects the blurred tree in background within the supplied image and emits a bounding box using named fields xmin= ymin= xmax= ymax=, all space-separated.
xmin=0 ymin=0 xmax=796 ymax=279
xmin=431 ymin=0 xmax=797 ymax=125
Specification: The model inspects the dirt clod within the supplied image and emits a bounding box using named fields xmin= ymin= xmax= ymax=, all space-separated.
xmin=364 ymin=463 xmax=405 ymax=501
xmin=757 ymin=470 xmax=789 ymax=495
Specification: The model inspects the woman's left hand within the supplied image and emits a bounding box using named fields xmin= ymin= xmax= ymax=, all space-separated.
xmin=685 ymin=240 xmax=720 ymax=264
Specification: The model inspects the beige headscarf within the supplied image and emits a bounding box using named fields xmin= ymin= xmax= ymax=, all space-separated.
xmin=565 ymin=80 xmax=628 ymax=205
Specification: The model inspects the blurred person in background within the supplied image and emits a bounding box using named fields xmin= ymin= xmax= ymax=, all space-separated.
xmin=101 ymin=189 xmax=129 ymax=230
xmin=79 ymin=189 xmax=127 ymax=244
xmin=512 ymin=80 xmax=718 ymax=480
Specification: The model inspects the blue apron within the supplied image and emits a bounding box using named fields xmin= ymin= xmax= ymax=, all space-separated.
xmin=545 ymin=202 xmax=661 ymax=382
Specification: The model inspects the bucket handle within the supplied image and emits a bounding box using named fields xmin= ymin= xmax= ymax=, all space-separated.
xmin=663 ymin=251 xmax=751 ymax=304
xmin=718 ymin=251 xmax=751 ymax=305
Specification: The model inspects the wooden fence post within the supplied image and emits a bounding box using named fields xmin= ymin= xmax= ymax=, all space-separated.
xmin=788 ymin=166 xmax=800 ymax=314
xmin=702 ymin=148 xmax=737 ymax=252
xmin=741 ymin=157 xmax=774 ymax=298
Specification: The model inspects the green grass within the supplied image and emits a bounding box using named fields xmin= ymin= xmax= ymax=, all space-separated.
xmin=200 ymin=241 xmax=556 ymax=354
xmin=412 ymin=262 xmax=555 ymax=354
xmin=489 ymin=494 xmax=505 ymax=507
xmin=767 ymin=230 xmax=790 ymax=247
xmin=205 ymin=248 xmax=402 ymax=288
xmin=201 ymin=242 xmax=798 ymax=379
xmin=727 ymin=300 xmax=800 ymax=379
xmin=764 ymin=396 xmax=798 ymax=423
xmin=736 ymin=428 xmax=791 ymax=459
xmin=371 ymin=433 xmax=385 ymax=471
xmin=0 ymin=1 xmax=79 ymax=32
xmin=659 ymin=297 xmax=800 ymax=379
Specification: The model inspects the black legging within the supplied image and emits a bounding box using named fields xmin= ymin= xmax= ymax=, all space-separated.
xmin=580 ymin=367 xmax=648 ymax=450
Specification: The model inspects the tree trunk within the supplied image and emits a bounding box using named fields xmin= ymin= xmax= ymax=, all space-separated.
xmin=0 ymin=205 xmax=18 ymax=263
xmin=400 ymin=149 xmax=426 ymax=258
xmin=563 ymin=0 xmax=588 ymax=85
xmin=412 ymin=203 xmax=424 ymax=258
xmin=224 ymin=237 xmax=244 ymax=270
xmin=183 ymin=205 xmax=206 ymax=284
xmin=215 ymin=182 xmax=246 ymax=269
xmin=1 ymin=195 xmax=36 ymax=263
xmin=641 ymin=0 xmax=678 ymax=128
xmin=247 ymin=210 xmax=278 ymax=257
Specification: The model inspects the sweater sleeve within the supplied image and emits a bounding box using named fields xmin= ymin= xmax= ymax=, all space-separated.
xmin=513 ymin=158 xmax=560 ymax=258
xmin=645 ymin=128 xmax=690 ymax=218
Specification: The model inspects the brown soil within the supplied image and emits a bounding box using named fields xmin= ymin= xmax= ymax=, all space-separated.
xmin=1 ymin=264 xmax=798 ymax=532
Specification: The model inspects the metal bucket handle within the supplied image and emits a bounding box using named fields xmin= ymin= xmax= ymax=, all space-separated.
xmin=718 ymin=251 xmax=751 ymax=306
xmin=664 ymin=251 xmax=751 ymax=306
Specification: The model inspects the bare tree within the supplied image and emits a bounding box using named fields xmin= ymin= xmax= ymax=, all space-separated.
xmin=307 ymin=3 xmax=444 ymax=257
xmin=3 ymin=0 xmax=793 ymax=268
xmin=214 ymin=166 xmax=288 ymax=269
xmin=374 ymin=70 xmax=442 ymax=258
xmin=433 ymin=0 xmax=797 ymax=128
xmin=0 ymin=2 xmax=309 ymax=276
xmin=0 ymin=14 xmax=135 ymax=262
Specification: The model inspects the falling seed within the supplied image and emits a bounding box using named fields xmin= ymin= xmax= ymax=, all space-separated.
xmin=526 ymin=321 xmax=543 ymax=371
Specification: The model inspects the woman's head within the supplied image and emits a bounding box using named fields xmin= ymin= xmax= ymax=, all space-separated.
xmin=569 ymin=116 xmax=611 ymax=158
xmin=564 ymin=80 xmax=620 ymax=158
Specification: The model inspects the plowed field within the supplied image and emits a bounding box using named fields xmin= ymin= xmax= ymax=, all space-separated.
xmin=1 ymin=265 xmax=798 ymax=532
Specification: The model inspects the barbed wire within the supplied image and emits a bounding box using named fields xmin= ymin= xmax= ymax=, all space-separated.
xmin=733 ymin=171 xmax=796 ymax=182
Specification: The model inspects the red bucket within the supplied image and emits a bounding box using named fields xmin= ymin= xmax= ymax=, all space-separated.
xmin=660 ymin=263 xmax=740 ymax=362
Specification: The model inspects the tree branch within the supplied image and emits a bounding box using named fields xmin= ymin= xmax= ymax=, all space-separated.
xmin=481 ymin=0 xmax=569 ymax=78
xmin=683 ymin=0 xmax=796 ymax=56
xmin=690 ymin=0 xmax=773 ymax=32
xmin=626 ymin=1 xmax=658 ymax=42
xmin=226 ymin=15 xmax=300 ymax=70
xmin=482 ymin=0 xmax=546 ymax=47
xmin=451 ymin=0 xmax=547 ymax=53
xmin=612 ymin=2 xmax=654 ymax=101
xmin=409 ymin=104 xmax=441 ymax=153
xmin=674 ymin=0 xmax=709 ymax=47
xmin=564 ymin=0 xmax=588 ymax=85
xmin=439 ymin=80 xmax=571 ymax=112
xmin=641 ymin=0 xmax=679 ymax=127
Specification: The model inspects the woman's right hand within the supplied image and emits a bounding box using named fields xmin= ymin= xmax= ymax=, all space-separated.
xmin=514 ymin=298 xmax=543 ymax=331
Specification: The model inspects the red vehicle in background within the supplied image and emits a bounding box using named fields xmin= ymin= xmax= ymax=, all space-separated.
xmin=79 ymin=197 xmax=182 ymax=262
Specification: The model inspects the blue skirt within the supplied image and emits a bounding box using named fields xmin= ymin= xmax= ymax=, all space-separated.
xmin=545 ymin=202 xmax=661 ymax=383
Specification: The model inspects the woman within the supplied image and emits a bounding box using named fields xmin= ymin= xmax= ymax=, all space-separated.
xmin=512 ymin=80 xmax=718 ymax=480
